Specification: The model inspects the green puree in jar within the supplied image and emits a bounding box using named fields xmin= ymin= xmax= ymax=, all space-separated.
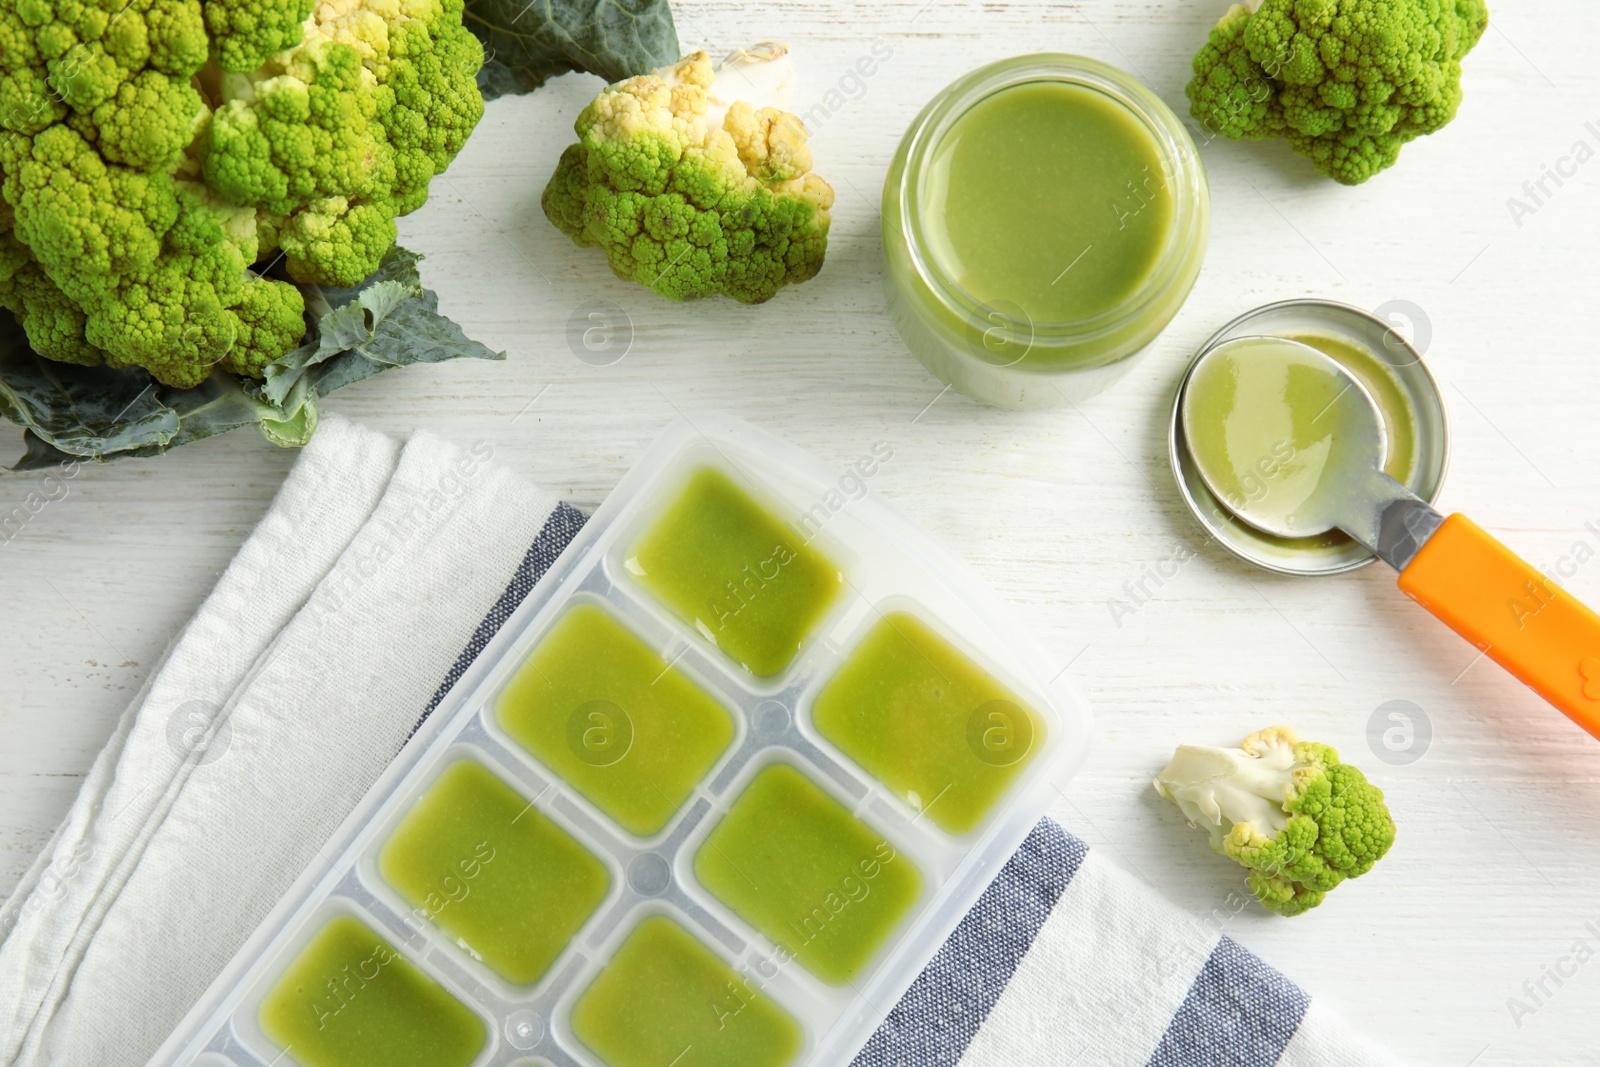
xmin=627 ymin=467 xmax=843 ymax=678
xmin=259 ymin=915 xmax=484 ymax=1067
xmin=496 ymin=603 xmax=735 ymax=837
xmin=378 ymin=761 xmax=609 ymax=985
xmin=572 ymin=915 xmax=802 ymax=1067
xmin=694 ymin=764 xmax=922 ymax=984
xmin=921 ymin=81 xmax=1175 ymax=331
xmin=812 ymin=612 xmax=1044 ymax=835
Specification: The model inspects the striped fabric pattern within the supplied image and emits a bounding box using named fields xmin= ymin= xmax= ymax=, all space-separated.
xmin=433 ymin=513 xmax=1397 ymax=1067
xmin=420 ymin=500 xmax=590 ymax=727
xmin=1149 ymin=937 xmax=1310 ymax=1067
xmin=854 ymin=820 xmax=1088 ymax=1066
xmin=854 ymin=822 xmax=1318 ymax=1067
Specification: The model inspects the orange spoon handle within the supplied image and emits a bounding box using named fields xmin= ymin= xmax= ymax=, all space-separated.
xmin=1397 ymin=514 xmax=1600 ymax=739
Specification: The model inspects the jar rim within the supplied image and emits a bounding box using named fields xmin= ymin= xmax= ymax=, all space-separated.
xmin=894 ymin=54 xmax=1209 ymax=348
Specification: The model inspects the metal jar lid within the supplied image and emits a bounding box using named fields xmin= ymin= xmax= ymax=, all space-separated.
xmin=1169 ymin=299 xmax=1450 ymax=576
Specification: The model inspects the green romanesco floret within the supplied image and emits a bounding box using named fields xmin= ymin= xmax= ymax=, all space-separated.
xmin=276 ymin=195 xmax=397 ymax=286
xmin=1187 ymin=0 xmax=1489 ymax=184
xmin=0 ymin=226 xmax=99 ymax=366
xmin=543 ymin=44 xmax=835 ymax=304
xmin=205 ymin=0 xmax=316 ymax=73
xmin=1154 ymin=725 xmax=1396 ymax=916
xmin=225 ymin=269 xmax=308 ymax=375
xmin=0 ymin=0 xmax=484 ymax=388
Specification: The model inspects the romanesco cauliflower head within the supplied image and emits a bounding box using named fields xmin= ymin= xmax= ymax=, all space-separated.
xmin=0 ymin=0 xmax=484 ymax=387
xmin=1154 ymin=725 xmax=1396 ymax=916
xmin=542 ymin=44 xmax=835 ymax=304
xmin=1187 ymin=0 xmax=1489 ymax=185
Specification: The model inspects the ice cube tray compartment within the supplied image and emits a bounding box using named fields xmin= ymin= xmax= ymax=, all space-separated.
xmin=148 ymin=415 xmax=1092 ymax=1067
xmin=615 ymin=463 xmax=854 ymax=684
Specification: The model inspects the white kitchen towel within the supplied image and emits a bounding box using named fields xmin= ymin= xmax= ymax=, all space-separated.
xmin=0 ymin=417 xmax=1401 ymax=1067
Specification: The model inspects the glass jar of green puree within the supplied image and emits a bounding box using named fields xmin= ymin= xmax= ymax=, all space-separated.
xmin=883 ymin=55 xmax=1210 ymax=408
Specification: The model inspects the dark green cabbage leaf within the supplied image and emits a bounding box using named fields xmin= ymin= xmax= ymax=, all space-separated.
xmin=466 ymin=0 xmax=680 ymax=100
xmin=0 ymin=247 xmax=502 ymax=470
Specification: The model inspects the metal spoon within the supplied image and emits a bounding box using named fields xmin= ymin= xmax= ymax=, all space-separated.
xmin=1181 ymin=336 xmax=1600 ymax=740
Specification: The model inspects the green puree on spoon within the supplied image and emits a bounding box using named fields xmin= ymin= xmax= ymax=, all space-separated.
xmin=1180 ymin=334 xmax=1600 ymax=739
xmin=1181 ymin=335 xmax=1381 ymax=532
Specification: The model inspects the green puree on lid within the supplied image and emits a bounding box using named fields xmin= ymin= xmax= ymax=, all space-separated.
xmin=626 ymin=466 xmax=843 ymax=678
xmin=1293 ymin=334 xmax=1417 ymax=484
xmin=921 ymin=81 xmax=1174 ymax=327
xmin=495 ymin=602 xmax=735 ymax=837
xmin=694 ymin=764 xmax=922 ymax=984
xmin=259 ymin=915 xmax=484 ymax=1067
xmin=377 ymin=760 xmax=609 ymax=985
xmin=812 ymin=612 xmax=1044 ymax=835
xmin=572 ymin=915 xmax=803 ymax=1067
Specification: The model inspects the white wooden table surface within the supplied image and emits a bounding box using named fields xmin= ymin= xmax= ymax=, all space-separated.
xmin=3 ymin=1 xmax=1597 ymax=1063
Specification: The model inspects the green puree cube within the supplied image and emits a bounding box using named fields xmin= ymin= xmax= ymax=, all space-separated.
xmin=626 ymin=467 xmax=843 ymax=678
xmin=812 ymin=612 xmax=1044 ymax=835
xmin=572 ymin=915 xmax=802 ymax=1067
xmin=693 ymin=764 xmax=922 ymax=985
xmin=495 ymin=603 xmax=735 ymax=837
xmin=378 ymin=761 xmax=609 ymax=985
xmin=259 ymin=915 xmax=484 ymax=1067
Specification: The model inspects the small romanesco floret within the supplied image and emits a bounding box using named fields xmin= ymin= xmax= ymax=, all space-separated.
xmin=542 ymin=43 xmax=835 ymax=304
xmin=1187 ymin=0 xmax=1489 ymax=185
xmin=0 ymin=0 xmax=485 ymax=388
xmin=1154 ymin=726 xmax=1396 ymax=916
